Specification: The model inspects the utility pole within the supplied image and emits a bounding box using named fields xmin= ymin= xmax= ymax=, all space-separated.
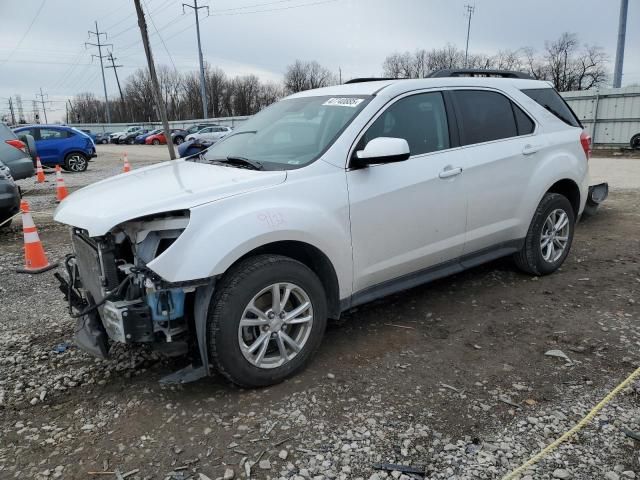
xmin=15 ymin=95 xmax=24 ymax=124
xmin=36 ymin=87 xmax=49 ymax=124
xmin=32 ymin=100 xmax=40 ymax=124
xmin=105 ymin=51 xmax=128 ymax=121
xmin=464 ymin=4 xmax=475 ymax=68
xmin=339 ymin=67 xmax=342 ymax=84
xmin=86 ymin=21 xmax=113 ymax=123
xmin=134 ymin=0 xmax=176 ymax=159
xmin=182 ymin=0 xmax=209 ymax=119
xmin=8 ymin=98 xmax=16 ymax=125
xmin=613 ymin=0 xmax=629 ymax=88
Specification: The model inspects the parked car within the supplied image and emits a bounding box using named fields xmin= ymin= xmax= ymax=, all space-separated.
xmin=55 ymin=71 xmax=594 ymax=388
xmin=135 ymin=129 xmax=161 ymax=144
xmin=0 ymin=159 xmax=20 ymax=229
xmin=80 ymin=129 xmax=97 ymax=143
xmin=120 ymin=129 xmax=150 ymax=145
xmin=14 ymin=125 xmax=96 ymax=172
xmin=110 ymin=126 xmax=144 ymax=144
xmin=178 ymin=138 xmax=214 ymax=157
xmin=170 ymin=129 xmax=188 ymax=145
xmin=0 ymin=123 xmax=36 ymax=180
xmin=172 ymin=124 xmax=220 ymax=144
xmin=185 ymin=126 xmax=232 ymax=143
xmin=145 ymin=129 xmax=183 ymax=145
xmin=95 ymin=132 xmax=112 ymax=144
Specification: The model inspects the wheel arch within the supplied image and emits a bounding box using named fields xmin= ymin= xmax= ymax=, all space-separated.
xmin=546 ymin=178 xmax=581 ymax=217
xmin=230 ymin=240 xmax=341 ymax=319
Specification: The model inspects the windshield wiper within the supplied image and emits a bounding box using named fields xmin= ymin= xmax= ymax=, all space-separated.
xmin=210 ymin=156 xmax=264 ymax=171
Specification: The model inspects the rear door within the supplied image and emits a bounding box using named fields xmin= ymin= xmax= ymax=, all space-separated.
xmin=37 ymin=128 xmax=70 ymax=165
xmin=449 ymin=89 xmax=539 ymax=257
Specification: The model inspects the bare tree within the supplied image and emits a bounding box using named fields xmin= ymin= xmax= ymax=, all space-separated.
xmin=284 ymin=60 xmax=335 ymax=93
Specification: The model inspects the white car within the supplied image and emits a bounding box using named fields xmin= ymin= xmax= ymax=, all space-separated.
xmin=185 ymin=125 xmax=232 ymax=142
xmin=110 ymin=125 xmax=143 ymax=143
xmin=54 ymin=70 xmax=591 ymax=387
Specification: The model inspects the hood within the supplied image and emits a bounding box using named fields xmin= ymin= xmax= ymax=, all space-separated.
xmin=54 ymin=159 xmax=287 ymax=236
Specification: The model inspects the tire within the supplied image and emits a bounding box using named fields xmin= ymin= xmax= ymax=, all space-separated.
xmin=631 ymin=134 xmax=640 ymax=150
xmin=127 ymin=138 xmax=134 ymax=145
xmin=64 ymin=152 xmax=88 ymax=172
xmin=208 ymin=254 xmax=327 ymax=388
xmin=152 ymin=139 xmax=160 ymax=145
xmin=101 ymin=139 xmax=108 ymax=144
xmin=174 ymin=136 xmax=184 ymax=145
xmin=514 ymin=193 xmax=575 ymax=276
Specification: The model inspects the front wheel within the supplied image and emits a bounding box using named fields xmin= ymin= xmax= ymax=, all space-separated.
xmin=64 ymin=153 xmax=88 ymax=172
xmin=514 ymin=193 xmax=575 ymax=275
xmin=152 ymin=139 xmax=160 ymax=145
xmin=631 ymin=134 xmax=640 ymax=150
xmin=174 ymin=136 xmax=184 ymax=145
xmin=208 ymin=254 xmax=327 ymax=388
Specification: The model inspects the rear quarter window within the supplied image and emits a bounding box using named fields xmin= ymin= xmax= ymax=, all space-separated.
xmin=521 ymin=88 xmax=581 ymax=128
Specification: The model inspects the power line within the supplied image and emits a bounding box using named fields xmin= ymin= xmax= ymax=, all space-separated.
xmin=0 ymin=0 xmax=46 ymax=65
xmin=209 ymin=0 xmax=340 ymax=16
xmin=144 ymin=0 xmax=178 ymax=72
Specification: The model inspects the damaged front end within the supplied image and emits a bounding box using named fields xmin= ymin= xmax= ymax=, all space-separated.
xmin=55 ymin=210 xmax=214 ymax=383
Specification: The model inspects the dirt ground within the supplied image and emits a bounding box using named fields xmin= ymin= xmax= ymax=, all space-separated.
xmin=0 ymin=146 xmax=639 ymax=480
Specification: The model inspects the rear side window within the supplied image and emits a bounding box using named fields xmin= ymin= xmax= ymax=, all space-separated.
xmin=361 ymin=92 xmax=450 ymax=156
xmin=521 ymin=88 xmax=581 ymax=128
xmin=512 ymin=103 xmax=535 ymax=135
xmin=40 ymin=128 xmax=69 ymax=140
xmin=453 ymin=90 xmax=518 ymax=145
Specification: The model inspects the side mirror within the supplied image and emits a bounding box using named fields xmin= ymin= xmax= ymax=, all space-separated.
xmin=352 ymin=137 xmax=410 ymax=168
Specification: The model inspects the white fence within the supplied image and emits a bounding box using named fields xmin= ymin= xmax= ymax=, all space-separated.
xmin=561 ymin=86 xmax=640 ymax=147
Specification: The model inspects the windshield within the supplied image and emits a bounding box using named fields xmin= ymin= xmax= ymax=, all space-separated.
xmin=198 ymin=95 xmax=371 ymax=170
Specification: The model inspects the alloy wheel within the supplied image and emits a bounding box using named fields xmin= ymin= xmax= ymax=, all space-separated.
xmin=238 ymin=282 xmax=314 ymax=369
xmin=540 ymin=208 xmax=570 ymax=263
xmin=67 ymin=154 xmax=87 ymax=172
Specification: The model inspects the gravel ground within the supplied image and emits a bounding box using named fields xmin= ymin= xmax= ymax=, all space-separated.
xmin=0 ymin=146 xmax=638 ymax=479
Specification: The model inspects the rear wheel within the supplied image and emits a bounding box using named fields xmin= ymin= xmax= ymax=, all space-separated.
xmin=174 ymin=136 xmax=184 ymax=145
xmin=152 ymin=139 xmax=160 ymax=145
xmin=514 ymin=193 xmax=575 ymax=275
xmin=64 ymin=153 xmax=88 ymax=172
xmin=208 ymin=254 xmax=327 ymax=388
xmin=631 ymin=134 xmax=640 ymax=150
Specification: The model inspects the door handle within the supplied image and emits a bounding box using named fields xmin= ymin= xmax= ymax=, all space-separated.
xmin=522 ymin=144 xmax=542 ymax=155
xmin=439 ymin=166 xmax=463 ymax=179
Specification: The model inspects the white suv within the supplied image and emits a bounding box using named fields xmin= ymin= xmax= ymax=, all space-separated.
xmin=54 ymin=71 xmax=591 ymax=387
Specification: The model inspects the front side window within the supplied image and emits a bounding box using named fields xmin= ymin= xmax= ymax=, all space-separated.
xmin=359 ymin=92 xmax=450 ymax=156
xmin=40 ymin=128 xmax=68 ymax=140
xmin=200 ymin=95 xmax=371 ymax=169
xmin=453 ymin=90 xmax=519 ymax=145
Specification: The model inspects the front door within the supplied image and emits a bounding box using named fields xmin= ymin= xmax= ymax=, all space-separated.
xmin=347 ymin=91 xmax=468 ymax=293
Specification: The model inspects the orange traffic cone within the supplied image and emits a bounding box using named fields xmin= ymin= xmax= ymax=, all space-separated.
xmin=123 ymin=152 xmax=131 ymax=173
xmin=16 ymin=200 xmax=57 ymax=274
xmin=55 ymin=165 xmax=69 ymax=202
xmin=35 ymin=156 xmax=45 ymax=183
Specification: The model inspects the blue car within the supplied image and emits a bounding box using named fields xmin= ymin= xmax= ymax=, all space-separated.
xmin=13 ymin=125 xmax=96 ymax=172
xmin=135 ymin=128 xmax=162 ymax=144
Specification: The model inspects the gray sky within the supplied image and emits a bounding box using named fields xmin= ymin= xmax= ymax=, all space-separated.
xmin=1 ymin=0 xmax=638 ymax=122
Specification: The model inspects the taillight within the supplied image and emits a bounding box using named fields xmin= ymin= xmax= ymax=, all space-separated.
xmin=6 ymin=139 xmax=27 ymax=153
xmin=580 ymin=131 xmax=592 ymax=160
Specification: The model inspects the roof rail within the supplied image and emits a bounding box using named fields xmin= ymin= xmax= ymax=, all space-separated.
xmin=428 ymin=69 xmax=533 ymax=79
xmin=344 ymin=77 xmax=399 ymax=84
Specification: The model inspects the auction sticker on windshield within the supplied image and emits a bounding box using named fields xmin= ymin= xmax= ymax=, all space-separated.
xmin=322 ymin=98 xmax=365 ymax=107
